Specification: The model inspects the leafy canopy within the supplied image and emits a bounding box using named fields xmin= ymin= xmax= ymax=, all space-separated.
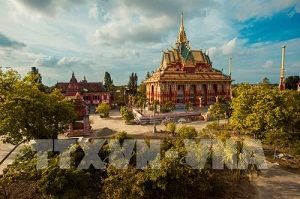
xmin=0 ymin=68 xmax=76 ymax=144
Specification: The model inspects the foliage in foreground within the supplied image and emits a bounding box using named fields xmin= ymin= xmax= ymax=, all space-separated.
xmin=0 ymin=131 xmax=259 ymax=199
xmin=176 ymin=125 xmax=198 ymax=138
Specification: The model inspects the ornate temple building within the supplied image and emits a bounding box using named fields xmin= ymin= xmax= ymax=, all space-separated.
xmin=144 ymin=13 xmax=233 ymax=106
xmin=67 ymin=92 xmax=91 ymax=137
xmin=55 ymin=72 xmax=111 ymax=108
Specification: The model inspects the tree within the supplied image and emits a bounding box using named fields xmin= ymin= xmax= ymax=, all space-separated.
xmin=209 ymin=102 xmax=227 ymax=125
xmin=0 ymin=68 xmax=76 ymax=144
xmin=184 ymin=101 xmax=193 ymax=112
xmin=120 ymin=106 xmax=135 ymax=124
xmin=128 ymin=73 xmax=138 ymax=94
xmin=166 ymin=122 xmax=176 ymax=135
xmin=145 ymin=71 xmax=151 ymax=79
xmin=261 ymin=77 xmax=270 ymax=87
xmin=176 ymin=126 xmax=197 ymax=138
xmin=165 ymin=101 xmax=175 ymax=112
xmin=230 ymin=83 xmax=300 ymax=143
xmin=104 ymin=72 xmax=113 ymax=91
xmin=135 ymin=83 xmax=147 ymax=113
xmin=96 ymin=102 xmax=111 ymax=118
xmin=285 ymin=75 xmax=300 ymax=90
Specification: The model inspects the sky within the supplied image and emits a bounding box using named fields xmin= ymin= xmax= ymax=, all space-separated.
xmin=0 ymin=0 xmax=299 ymax=86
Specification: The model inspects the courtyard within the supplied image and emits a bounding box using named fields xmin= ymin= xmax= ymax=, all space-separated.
xmin=88 ymin=108 xmax=221 ymax=137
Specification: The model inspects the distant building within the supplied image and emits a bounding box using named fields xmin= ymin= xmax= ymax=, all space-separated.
xmin=144 ymin=13 xmax=233 ymax=106
xmin=55 ymin=72 xmax=111 ymax=109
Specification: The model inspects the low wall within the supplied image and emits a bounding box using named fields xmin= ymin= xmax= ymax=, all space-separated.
xmin=133 ymin=109 xmax=202 ymax=125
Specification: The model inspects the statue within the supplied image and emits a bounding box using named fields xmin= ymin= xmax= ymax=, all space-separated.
xmin=198 ymin=96 xmax=202 ymax=108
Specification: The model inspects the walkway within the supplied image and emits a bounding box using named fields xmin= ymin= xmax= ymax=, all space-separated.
xmin=251 ymin=162 xmax=300 ymax=198
xmin=0 ymin=138 xmax=23 ymax=175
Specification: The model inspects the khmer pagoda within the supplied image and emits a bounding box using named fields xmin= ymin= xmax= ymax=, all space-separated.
xmin=144 ymin=13 xmax=233 ymax=106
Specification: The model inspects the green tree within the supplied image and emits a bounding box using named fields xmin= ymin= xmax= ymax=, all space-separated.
xmin=145 ymin=71 xmax=151 ymax=79
xmin=261 ymin=77 xmax=270 ymax=87
xmin=176 ymin=126 xmax=197 ymax=138
xmin=121 ymin=106 xmax=135 ymax=124
xmin=166 ymin=122 xmax=176 ymax=135
xmin=184 ymin=101 xmax=193 ymax=112
xmin=209 ymin=102 xmax=227 ymax=125
xmin=104 ymin=72 xmax=113 ymax=91
xmin=128 ymin=73 xmax=138 ymax=94
xmin=285 ymin=75 xmax=300 ymax=90
xmin=135 ymin=83 xmax=147 ymax=113
xmin=165 ymin=101 xmax=175 ymax=112
xmin=0 ymin=68 xmax=76 ymax=144
xmin=230 ymin=83 xmax=300 ymax=142
xmin=96 ymin=102 xmax=111 ymax=118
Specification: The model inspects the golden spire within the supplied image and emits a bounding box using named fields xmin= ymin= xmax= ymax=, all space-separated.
xmin=177 ymin=12 xmax=188 ymax=45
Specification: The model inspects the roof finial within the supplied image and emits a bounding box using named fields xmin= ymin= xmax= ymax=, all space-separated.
xmin=177 ymin=12 xmax=189 ymax=46
xmin=181 ymin=12 xmax=184 ymax=28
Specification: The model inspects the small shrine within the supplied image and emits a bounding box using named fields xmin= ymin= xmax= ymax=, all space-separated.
xmin=67 ymin=92 xmax=91 ymax=137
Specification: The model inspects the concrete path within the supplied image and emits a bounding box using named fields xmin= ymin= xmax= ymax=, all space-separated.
xmin=0 ymin=138 xmax=23 ymax=175
xmin=251 ymin=162 xmax=300 ymax=199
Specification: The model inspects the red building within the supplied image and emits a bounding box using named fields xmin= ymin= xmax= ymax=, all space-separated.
xmin=55 ymin=72 xmax=111 ymax=109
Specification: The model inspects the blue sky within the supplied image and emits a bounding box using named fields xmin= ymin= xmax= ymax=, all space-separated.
xmin=0 ymin=0 xmax=299 ymax=86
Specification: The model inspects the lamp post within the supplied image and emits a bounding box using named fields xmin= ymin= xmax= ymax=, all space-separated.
xmin=153 ymin=109 xmax=157 ymax=133
xmin=152 ymin=100 xmax=158 ymax=133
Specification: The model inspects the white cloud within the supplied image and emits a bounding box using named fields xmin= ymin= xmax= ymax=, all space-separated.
xmin=221 ymin=37 xmax=238 ymax=55
xmin=229 ymin=0 xmax=300 ymax=21
xmin=89 ymin=3 xmax=99 ymax=19
xmin=262 ymin=60 xmax=273 ymax=68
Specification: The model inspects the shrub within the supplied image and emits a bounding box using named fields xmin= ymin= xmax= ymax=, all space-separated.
xmin=176 ymin=126 xmax=197 ymax=138
xmin=166 ymin=122 xmax=176 ymax=135
xmin=96 ymin=103 xmax=111 ymax=118
xmin=121 ymin=107 xmax=135 ymax=124
xmin=165 ymin=101 xmax=175 ymax=112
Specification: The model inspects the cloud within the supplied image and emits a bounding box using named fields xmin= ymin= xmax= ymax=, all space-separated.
xmin=93 ymin=0 xmax=217 ymax=45
xmin=229 ymin=0 xmax=300 ymax=21
xmin=12 ymin=0 xmax=85 ymax=17
xmin=33 ymin=56 xmax=95 ymax=68
xmin=89 ymin=3 xmax=99 ymax=19
xmin=262 ymin=60 xmax=273 ymax=68
xmin=0 ymin=32 xmax=26 ymax=49
xmin=208 ymin=37 xmax=249 ymax=60
xmin=221 ymin=37 xmax=238 ymax=55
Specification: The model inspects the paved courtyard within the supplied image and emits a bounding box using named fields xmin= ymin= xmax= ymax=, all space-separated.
xmin=89 ymin=109 xmax=221 ymax=135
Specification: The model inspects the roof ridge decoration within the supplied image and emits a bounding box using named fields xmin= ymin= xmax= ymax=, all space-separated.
xmin=177 ymin=12 xmax=189 ymax=47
